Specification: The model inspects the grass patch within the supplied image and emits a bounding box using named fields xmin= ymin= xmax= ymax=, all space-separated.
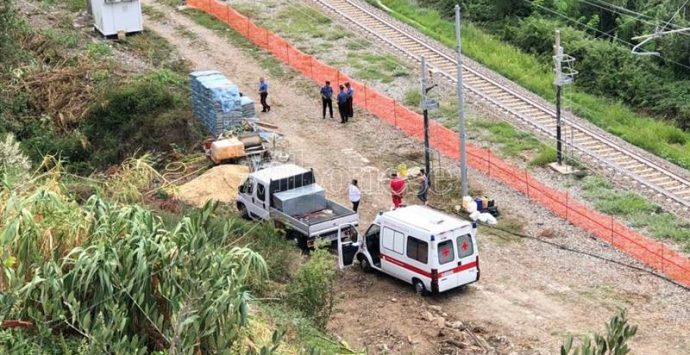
xmin=142 ymin=5 xmax=165 ymax=21
xmin=42 ymin=28 xmax=80 ymax=48
xmin=257 ymin=303 xmax=359 ymax=353
xmin=182 ymin=8 xmax=295 ymax=80
xmin=117 ymin=31 xmax=189 ymax=73
xmin=473 ymin=121 xmax=539 ymax=155
xmin=41 ymin=0 xmax=84 ymax=12
xmin=86 ymin=41 xmax=112 ymax=59
xmin=581 ymin=176 xmax=690 ymax=250
xmin=403 ymin=88 xmax=421 ymax=108
xmin=233 ymin=2 xmax=409 ymax=83
xmin=175 ymin=25 xmax=197 ymax=40
xmin=528 ymin=146 xmax=557 ymax=167
xmin=372 ymin=0 xmax=690 ymax=170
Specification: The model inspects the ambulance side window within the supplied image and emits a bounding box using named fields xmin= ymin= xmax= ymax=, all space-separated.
xmin=406 ymin=237 xmax=428 ymax=264
xmin=437 ymin=240 xmax=455 ymax=265
xmin=457 ymin=234 xmax=474 ymax=258
xmin=382 ymin=227 xmax=404 ymax=255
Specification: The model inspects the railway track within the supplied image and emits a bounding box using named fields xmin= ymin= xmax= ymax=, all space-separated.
xmin=312 ymin=0 xmax=690 ymax=209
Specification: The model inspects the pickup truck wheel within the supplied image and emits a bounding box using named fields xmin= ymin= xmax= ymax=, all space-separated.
xmin=413 ymin=279 xmax=427 ymax=296
xmin=359 ymin=256 xmax=373 ymax=273
xmin=236 ymin=203 xmax=250 ymax=220
xmin=296 ymin=235 xmax=309 ymax=252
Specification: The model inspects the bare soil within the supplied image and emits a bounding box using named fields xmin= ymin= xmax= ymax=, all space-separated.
xmin=143 ymin=2 xmax=690 ymax=354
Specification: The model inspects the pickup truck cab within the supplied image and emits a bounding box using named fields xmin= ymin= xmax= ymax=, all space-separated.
xmin=355 ymin=205 xmax=479 ymax=294
xmin=236 ymin=164 xmax=359 ymax=249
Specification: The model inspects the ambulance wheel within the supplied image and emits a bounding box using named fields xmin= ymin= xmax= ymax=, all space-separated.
xmin=359 ymin=255 xmax=372 ymax=273
xmin=413 ymin=279 xmax=427 ymax=295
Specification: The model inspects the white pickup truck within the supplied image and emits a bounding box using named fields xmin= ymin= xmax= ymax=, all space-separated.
xmin=236 ymin=164 xmax=359 ymax=249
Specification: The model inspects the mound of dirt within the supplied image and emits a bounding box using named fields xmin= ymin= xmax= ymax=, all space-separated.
xmin=177 ymin=164 xmax=249 ymax=207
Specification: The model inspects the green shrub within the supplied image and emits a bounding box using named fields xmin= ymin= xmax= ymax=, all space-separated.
xmin=529 ymin=146 xmax=557 ymax=167
xmin=287 ymin=248 xmax=336 ymax=328
xmin=561 ymin=308 xmax=637 ymax=355
xmin=85 ymin=69 xmax=204 ymax=168
xmin=404 ymin=89 xmax=422 ymax=108
xmin=0 ymin=197 xmax=268 ymax=353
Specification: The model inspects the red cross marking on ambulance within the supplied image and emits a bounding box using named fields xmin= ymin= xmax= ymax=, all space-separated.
xmin=462 ymin=241 xmax=469 ymax=251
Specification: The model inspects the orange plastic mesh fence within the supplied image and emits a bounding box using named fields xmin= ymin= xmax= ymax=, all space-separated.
xmin=186 ymin=0 xmax=690 ymax=287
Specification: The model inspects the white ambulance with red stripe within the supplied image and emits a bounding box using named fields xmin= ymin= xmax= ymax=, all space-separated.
xmin=355 ymin=205 xmax=479 ymax=294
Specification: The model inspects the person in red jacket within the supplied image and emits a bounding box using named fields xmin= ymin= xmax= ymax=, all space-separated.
xmin=390 ymin=172 xmax=406 ymax=209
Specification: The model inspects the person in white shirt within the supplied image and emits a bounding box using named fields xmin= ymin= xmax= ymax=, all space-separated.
xmin=348 ymin=179 xmax=361 ymax=212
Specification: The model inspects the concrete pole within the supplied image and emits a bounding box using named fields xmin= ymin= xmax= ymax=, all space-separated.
xmin=455 ymin=5 xmax=468 ymax=197
xmin=555 ymin=30 xmax=563 ymax=165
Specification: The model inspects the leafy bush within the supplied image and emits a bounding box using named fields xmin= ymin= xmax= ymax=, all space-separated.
xmin=287 ymin=248 xmax=336 ymax=328
xmin=85 ymin=69 xmax=204 ymax=168
xmin=0 ymin=192 xmax=268 ymax=353
xmin=561 ymin=308 xmax=637 ymax=355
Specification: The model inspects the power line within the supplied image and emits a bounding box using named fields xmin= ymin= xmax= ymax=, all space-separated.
xmin=577 ymin=0 xmax=659 ymax=27
xmin=527 ymin=0 xmax=690 ymax=71
xmin=661 ymin=0 xmax=690 ymax=32
xmin=585 ymin=0 xmax=688 ymax=29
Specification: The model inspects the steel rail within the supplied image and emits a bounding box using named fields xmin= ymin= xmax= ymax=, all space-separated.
xmin=313 ymin=0 xmax=690 ymax=208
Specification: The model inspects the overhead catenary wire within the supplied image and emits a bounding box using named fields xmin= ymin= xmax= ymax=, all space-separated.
xmin=660 ymin=0 xmax=690 ymax=32
xmin=577 ymin=0 xmax=690 ymax=32
xmin=574 ymin=0 xmax=690 ymax=38
xmin=526 ymin=0 xmax=690 ymax=71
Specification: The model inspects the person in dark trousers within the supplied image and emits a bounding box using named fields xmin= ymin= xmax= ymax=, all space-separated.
xmin=259 ymin=77 xmax=270 ymax=112
xmin=348 ymin=179 xmax=361 ymax=212
xmin=337 ymin=85 xmax=349 ymax=123
xmin=344 ymin=82 xmax=354 ymax=119
xmin=417 ymin=168 xmax=429 ymax=205
xmin=320 ymin=81 xmax=333 ymax=119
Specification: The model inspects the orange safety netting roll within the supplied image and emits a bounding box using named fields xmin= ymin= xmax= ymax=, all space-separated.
xmin=186 ymin=0 xmax=690 ymax=288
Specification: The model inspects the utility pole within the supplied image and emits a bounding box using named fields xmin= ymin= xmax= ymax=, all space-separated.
xmin=420 ymin=56 xmax=431 ymax=181
xmin=420 ymin=56 xmax=438 ymax=183
xmin=555 ymin=30 xmax=563 ymax=165
xmin=552 ymin=30 xmax=576 ymax=166
xmin=455 ymin=4 xmax=468 ymax=197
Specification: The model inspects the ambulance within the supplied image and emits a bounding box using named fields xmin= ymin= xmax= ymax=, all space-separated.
xmin=354 ymin=205 xmax=479 ymax=294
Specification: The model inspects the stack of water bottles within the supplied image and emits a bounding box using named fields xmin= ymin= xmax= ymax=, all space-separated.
xmin=190 ymin=70 xmax=256 ymax=136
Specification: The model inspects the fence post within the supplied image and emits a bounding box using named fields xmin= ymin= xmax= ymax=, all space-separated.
xmin=487 ymin=149 xmax=491 ymax=177
xmin=206 ymin=0 xmax=211 ymax=13
xmin=661 ymin=247 xmax=664 ymax=273
xmin=610 ymin=216 xmax=614 ymax=245
xmin=310 ymin=57 xmax=314 ymax=79
xmin=226 ymin=4 xmax=230 ymax=24
xmin=565 ymin=192 xmax=568 ymax=219
xmin=285 ymin=43 xmax=290 ymax=65
xmin=393 ymin=101 xmax=397 ymax=127
xmin=337 ymin=71 xmax=340 ymax=86
xmin=525 ymin=171 xmax=529 ymax=197
xmin=265 ymin=29 xmax=269 ymax=48
xmin=246 ymin=17 xmax=250 ymax=37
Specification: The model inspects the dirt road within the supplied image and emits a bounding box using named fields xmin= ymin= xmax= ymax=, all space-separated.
xmin=143 ymin=2 xmax=690 ymax=353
